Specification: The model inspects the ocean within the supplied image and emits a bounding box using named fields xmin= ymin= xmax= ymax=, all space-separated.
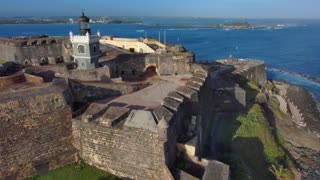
xmin=0 ymin=18 xmax=319 ymax=101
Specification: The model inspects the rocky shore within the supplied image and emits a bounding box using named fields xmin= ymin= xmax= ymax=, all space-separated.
xmin=266 ymin=80 xmax=320 ymax=180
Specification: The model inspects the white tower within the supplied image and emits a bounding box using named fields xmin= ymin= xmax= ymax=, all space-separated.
xmin=69 ymin=13 xmax=101 ymax=70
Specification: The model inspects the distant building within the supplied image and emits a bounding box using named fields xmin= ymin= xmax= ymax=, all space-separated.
xmin=70 ymin=13 xmax=102 ymax=70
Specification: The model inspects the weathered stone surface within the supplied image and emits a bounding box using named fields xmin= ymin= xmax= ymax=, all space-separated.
xmin=72 ymin=118 xmax=165 ymax=179
xmin=203 ymin=161 xmax=230 ymax=180
xmin=124 ymin=110 xmax=158 ymax=132
xmin=189 ymin=77 xmax=205 ymax=85
xmin=0 ymin=84 xmax=76 ymax=179
xmin=162 ymin=97 xmax=181 ymax=112
xmin=179 ymin=170 xmax=200 ymax=180
xmin=81 ymin=103 xmax=107 ymax=122
xmin=193 ymin=73 xmax=207 ymax=81
xmin=176 ymin=86 xmax=198 ymax=101
xmin=98 ymin=106 xmax=130 ymax=127
xmin=0 ymin=36 xmax=72 ymax=65
xmin=186 ymin=81 xmax=202 ymax=91
xmin=167 ymin=91 xmax=185 ymax=103
xmin=153 ymin=105 xmax=174 ymax=123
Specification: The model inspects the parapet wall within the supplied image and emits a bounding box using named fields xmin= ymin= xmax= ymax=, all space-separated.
xmin=0 ymin=37 xmax=72 ymax=65
xmin=0 ymin=79 xmax=76 ymax=179
xmin=56 ymin=67 xmax=111 ymax=82
xmin=72 ymin=113 xmax=165 ymax=179
xmin=70 ymin=65 xmax=211 ymax=179
xmin=104 ymin=52 xmax=194 ymax=77
xmin=0 ymin=72 xmax=44 ymax=89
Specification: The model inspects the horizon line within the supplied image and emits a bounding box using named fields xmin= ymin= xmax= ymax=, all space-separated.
xmin=0 ymin=15 xmax=320 ymax=20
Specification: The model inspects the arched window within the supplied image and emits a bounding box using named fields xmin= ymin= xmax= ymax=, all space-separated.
xmin=78 ymin=45 xmax=85 ymax=54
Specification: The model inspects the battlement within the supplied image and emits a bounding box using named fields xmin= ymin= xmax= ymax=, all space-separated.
xmin=70 ymin=65 xmax=215 ymax=179
xmin=0 ymin=36 xmax=68 ymax=47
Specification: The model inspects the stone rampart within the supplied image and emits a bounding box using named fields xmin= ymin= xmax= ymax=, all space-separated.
xmin=102 ymin=51 xmax=194 ymax=77
xmin=0 ymin=79 xmax=76 ymax=179
xmin=0 ymin=37 xmax=72 ymax=65
xmin=72 ymin=108 xmax=165 ymax=179
xmin=70 ymin=65 xmax=212 ymax=179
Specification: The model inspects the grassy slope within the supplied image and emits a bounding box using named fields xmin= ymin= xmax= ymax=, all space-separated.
xmin=216 ymin=82 xmax=291 ymax=180
xmin=29 ymin=163 xmax=119 ymax=180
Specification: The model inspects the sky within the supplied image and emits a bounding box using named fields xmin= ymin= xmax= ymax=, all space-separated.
xmin=0 ymin=0 xmax=319 ymax=19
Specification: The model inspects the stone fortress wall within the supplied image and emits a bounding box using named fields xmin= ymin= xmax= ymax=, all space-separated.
xmin=0 ymin=58 xmax=267 ymax=179
xmin=0 ymin=79 xmax=76 ymax=179
xmin=102 ymin=51 xmax=195 ymax=78
xmin=71 ymin=65 xmax=212 ymax=179
xmin=0 ymin=36 xmax=72 ymax=65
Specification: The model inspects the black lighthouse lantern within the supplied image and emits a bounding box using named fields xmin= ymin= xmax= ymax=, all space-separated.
xmin=79 ymin=12 xmax=91 ymax=35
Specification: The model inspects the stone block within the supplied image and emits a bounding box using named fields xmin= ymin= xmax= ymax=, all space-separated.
xmin=98 ymin=106 xmax=130 ymax=127
xmin=176 ymin=86 xmax=198 ymax=102
xmin=48 ymin=57 xmax=57 ymax=65
xmin=81 ymin=103 xmax=108 ymax=123
xmin=162 ymin=97 xmax=181 ymax=112
xmin=189 ymin=77 xmax=205 ymax=86
xmin=124 ymin=110 xmax=157 ymax=132
xmin=167 ymin=91 xmax=185 ymax=103
xmin=193 ymin=73 xmax=207 ymax=81
xmin=203 ymin=161 xmax=230 ymax=180
xmin=153 ymin=105 xmax=174 ymax=123
xmin=186 ymin=81 xmax=202 ymax=91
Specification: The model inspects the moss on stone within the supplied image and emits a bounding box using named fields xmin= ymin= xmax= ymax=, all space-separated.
xmin=0 ymin=60 xmax=5 ymax=64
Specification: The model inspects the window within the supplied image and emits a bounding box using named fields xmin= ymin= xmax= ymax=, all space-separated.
xmin=78 ymin=45 xmax=85 ymax=54
xmin=129 ymin=48 xmax=135 ymax=53
xmin=93 ymin=45 xmax=97 ymax=53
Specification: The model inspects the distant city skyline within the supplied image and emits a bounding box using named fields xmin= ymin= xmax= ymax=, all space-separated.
xmin=0 ymin=0 xmax=319 ymax=19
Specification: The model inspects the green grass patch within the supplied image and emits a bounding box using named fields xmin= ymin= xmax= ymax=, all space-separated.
xmin=235 ymin=104 xmax=285 ymax=165
xmin=216 ymin=81 xmax=293 ymax=179
xmin=29 ymin=163 xmax=119 ymax=180
xmin=0 ymin=60 xmax=6 ymax=64
xmin=267 ymin=97 xmax=283 ymax=120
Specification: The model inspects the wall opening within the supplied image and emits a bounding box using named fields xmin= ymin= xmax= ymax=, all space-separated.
xmin=93 ymin=45 xmax=97 ymax=53
xmin=129 ymin=48 xmax=135 ymax=53
xmin=78 ymin=45 xmax=85 ymax=54
xmin=30 ymin=41 xmax=37 ymax=45
xmin=145 ymin=66 xmax=157 ymax=77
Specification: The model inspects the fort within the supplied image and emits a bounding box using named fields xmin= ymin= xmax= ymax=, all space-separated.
xmin=3 ymin=13 xmax=319 ymax=180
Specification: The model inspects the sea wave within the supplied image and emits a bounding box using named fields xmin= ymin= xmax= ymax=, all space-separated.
xmin=266 ymin=68 xmax=320 ymax=84
xmin=136 ymin=30 xmax=145 ymax=33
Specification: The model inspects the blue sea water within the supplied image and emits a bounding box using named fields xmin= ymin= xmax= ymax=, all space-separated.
xmin=0 ymin=18 xmax=319 ymax=101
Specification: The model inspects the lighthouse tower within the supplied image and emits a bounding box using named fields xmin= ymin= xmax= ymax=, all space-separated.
xmin=70 ymin=13 xmax=101 ymax=70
